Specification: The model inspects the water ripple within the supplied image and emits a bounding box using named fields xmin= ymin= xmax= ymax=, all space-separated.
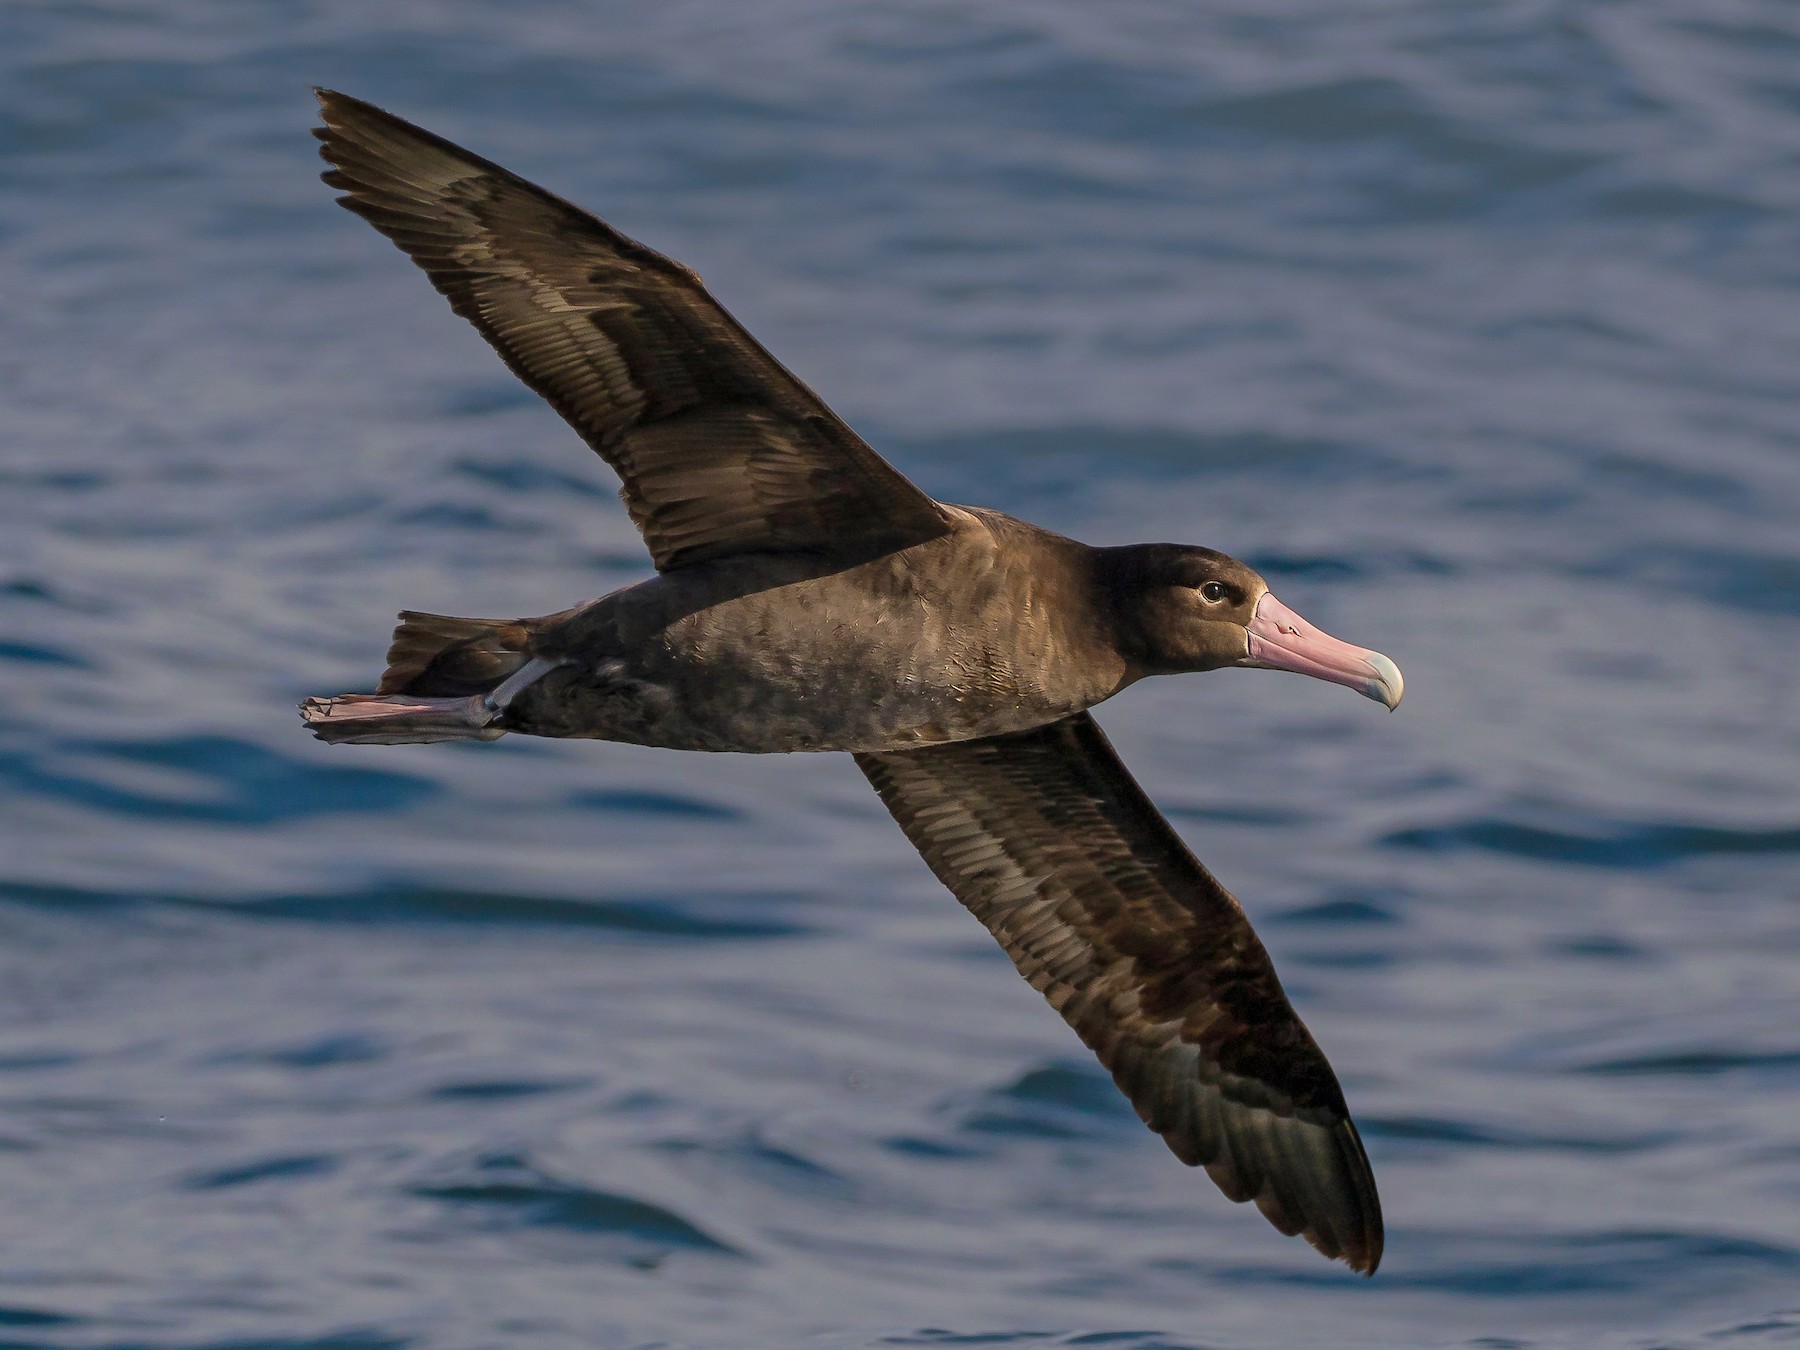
xmin=566 ymin=787 xmax=740 ymax=820
xmin=427 ymin=1078 xmax=585 ymax=1103
xmin=181 ymin=1153 xmax=340 ymax=1191
xmin=1578 ymin=1049 xmax=1800 ymax=1081
xmin=234 ymin=884 xmax=810 ymax=938
xmin=0 ymin=639 xmax=91 ymax=669
xmin=956 ymin=1062 xmax=1137 ymax=1144
xmin=1383 ymin=813 xmax=1800 ymax=868
xmin=0 ymin=735 xmax=437 ymax=825
xmin=0 ymin=1306 xmax=81 ymax=1329
xmin=1225 ymin=1230 xmax=1800 ymax=1298
xmin=1359 ymin=1114 xmax=1672 ymax=1155
xmin=408 ymin=1150 xmax=743 ymax=1262
xmin=0 ymin=879 xmax=811 ymax=938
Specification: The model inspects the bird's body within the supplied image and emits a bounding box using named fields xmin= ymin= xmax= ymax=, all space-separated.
xmin=301 ymin=90 xmax=1405 ymax=1274
xmin=496 ymin=507 xmax=1124 ymax=752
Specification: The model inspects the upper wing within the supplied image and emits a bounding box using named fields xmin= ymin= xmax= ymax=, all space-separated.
xmin=855 ymin=713 xmax=1383 ymax=1274
xmin=313 ymin=89 xmax=953 ymax=572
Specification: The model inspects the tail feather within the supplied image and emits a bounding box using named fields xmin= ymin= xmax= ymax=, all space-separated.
xmin=380 ymin=611 xmax=532 ymax=696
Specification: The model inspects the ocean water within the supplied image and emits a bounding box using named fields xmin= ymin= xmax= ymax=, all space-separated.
xmin=3 ymin=2 xmax=1799 ymax=1346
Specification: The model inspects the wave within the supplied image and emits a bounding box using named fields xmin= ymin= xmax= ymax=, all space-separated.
xmin=1383 ymin=813 xmax=1800 ymax=868
xmin=407 ymin=1149 xmax=743 ymax=1262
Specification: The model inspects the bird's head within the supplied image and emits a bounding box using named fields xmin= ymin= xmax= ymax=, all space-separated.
xmin=1101 ymin=543 xmax=1403 ymax=710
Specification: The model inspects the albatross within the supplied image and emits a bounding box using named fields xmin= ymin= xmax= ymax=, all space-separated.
xmin=300 ymin=90 xmax=1403 ymax=1274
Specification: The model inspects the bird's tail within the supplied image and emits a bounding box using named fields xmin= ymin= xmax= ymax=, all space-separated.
xmin=377 ymin=611 xmax=535 ymax=696
xmin=301 ymin=610 xmax=544 ymax=745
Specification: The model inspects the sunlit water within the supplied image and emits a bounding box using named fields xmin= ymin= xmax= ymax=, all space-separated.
xmin=3 ymin=3 xmax=1799 ymax=1347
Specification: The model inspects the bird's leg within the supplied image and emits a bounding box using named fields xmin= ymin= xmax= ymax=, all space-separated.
xmin=300 ymin=657 xmax=559 ymax=746
xmin=299 ymin=692 xmax=503 ymax=745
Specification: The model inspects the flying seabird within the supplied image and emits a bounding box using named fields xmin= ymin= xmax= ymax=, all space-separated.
xmin=300 ymin=90 xmax=1402 ymax=1274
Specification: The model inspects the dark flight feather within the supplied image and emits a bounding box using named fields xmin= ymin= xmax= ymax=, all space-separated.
xmin=312 ymin=88 xmax=952 ymax=572
xmin=857 ymin=712 xmax=1384 ymax=1274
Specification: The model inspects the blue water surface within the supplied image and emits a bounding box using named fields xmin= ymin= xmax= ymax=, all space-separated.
xmin=3 ymin=3 xmax=1799 ymax=1347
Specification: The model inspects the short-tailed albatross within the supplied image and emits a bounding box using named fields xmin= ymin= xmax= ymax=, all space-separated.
xmin=301 ymin=90 xmax=1403 ymax=1274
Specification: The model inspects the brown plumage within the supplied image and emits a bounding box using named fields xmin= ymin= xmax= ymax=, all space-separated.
xmin=314 ymin=92 xmax=951 ymax=572
xmin=858 ymin=714 xmax=1381 ymax=1272
xmin=301 ymin=90 xmax=1404 ymax=1273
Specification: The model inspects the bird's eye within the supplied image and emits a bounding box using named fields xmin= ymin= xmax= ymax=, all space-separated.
xmin=1199 ymin=581 xmax=1231 ymax=603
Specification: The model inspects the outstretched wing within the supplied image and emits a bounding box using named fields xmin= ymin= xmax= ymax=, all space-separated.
xmin=314 ymin=89 xmax=952 ymax=572
xmin=856 ymin=713 xmax=1383 ymax=1273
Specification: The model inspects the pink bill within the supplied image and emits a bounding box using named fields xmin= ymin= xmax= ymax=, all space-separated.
xmin=1240 ymin=592 xmax=1404 ymax=710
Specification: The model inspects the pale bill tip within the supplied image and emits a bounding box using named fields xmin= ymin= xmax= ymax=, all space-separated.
xmin=1365 ymin=652 xmax=1404 ymax=711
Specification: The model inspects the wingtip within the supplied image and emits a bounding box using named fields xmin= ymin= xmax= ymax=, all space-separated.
xmin=1334 ymin=1147 xmax=1385 ymax=1277
xmin=1297 ymin=1206 xmax=1380 ymax=1275
xmin=312 ymin=88 xmax=344 ymax=149
xmin=312 ymin=87 xmax=386 ymax=132
xmin=1282 ymin=1198 xmax=1383 ymax=1277
xmin=1340 ymin=1225 xmax=1384 ymax=1276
